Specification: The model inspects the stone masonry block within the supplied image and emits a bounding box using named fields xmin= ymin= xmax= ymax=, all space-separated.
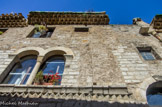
xmin=14 ymin=86 xmax=27 ymax=92
xmin=27 ymin=86 xmax=45 ymax=93
xmin=93 ymin=86 xmax=103 ymax=94
xmin=79 ymin=87 xmax=92 ymax=94
xmin=103 ymin=87 xmax=109 ymax=94
xmin=66 ymin=87 xmax=79 ymax=93
xmin=0 ymin=85 xmax=14 ymax=92
xmin=109 ymin=88 xmax=128 ymax=95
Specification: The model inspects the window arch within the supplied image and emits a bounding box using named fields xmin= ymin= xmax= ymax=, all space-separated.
xmin=3 ymin=56 xmax=37 ymax=85
xmin=38 ymin=55 xmax=65 ymax=85
xmin=0 ymin=47 xmax=74 ymax=85
xmin=146 ymin=81 xmax=162 ymax=106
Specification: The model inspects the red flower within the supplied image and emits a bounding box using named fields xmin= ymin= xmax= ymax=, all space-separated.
xmin=45 ymin=75 xmax=48 ymax=79
xmin=51 ymin=76 xmax=54 ymax=80
xmin=44 ymin=71 xmax=62 ymax=84
xmin=55 ymin=75 xmax=60 ymax=80
xmin=55 ymin=73 xmax=59 ymax=75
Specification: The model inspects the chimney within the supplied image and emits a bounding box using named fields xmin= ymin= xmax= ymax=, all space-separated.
xmin=133 ymin=17 xmax=149 ymax=27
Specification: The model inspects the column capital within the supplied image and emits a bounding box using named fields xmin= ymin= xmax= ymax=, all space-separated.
xmin=37 ymin=56 xmax=44 ymax=63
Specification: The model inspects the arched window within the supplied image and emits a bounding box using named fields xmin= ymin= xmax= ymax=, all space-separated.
xmin=39 ymin=55 xmax=65 ymax=85
xmin=3 ymin=56 xmax=37 ymax=85
xmin=146 ymin=81 xmax=162 ymax=106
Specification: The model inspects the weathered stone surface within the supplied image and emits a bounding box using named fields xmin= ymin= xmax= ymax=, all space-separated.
xmin=0 ymin=22 xmax=161 ymax=104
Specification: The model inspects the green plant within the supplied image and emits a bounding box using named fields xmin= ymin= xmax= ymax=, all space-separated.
xmin=0 ymin=31 xmax=3 ymax=35
xmin=34 ymin=25 xmax=48 ymax=35
xmin=34 ymin=70 xmax=61 ymax=85
xmin=39 ymin=25 xmax=47 ymax=31
xmin=110 ymin=24 xmax=114 ymax=27
xmin=83 ymin=13 xmax=87 ymax=18
xmin=34 ymin=70 xmax=44 ymax=84
xmin=35 ymin=25 xmax=47 ymax=31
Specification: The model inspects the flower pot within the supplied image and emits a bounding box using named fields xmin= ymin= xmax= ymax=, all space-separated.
xmin=33 ymin=82 xmax=53 ymax=85
xmin=43 ymin=82 xmax=53 ymax=85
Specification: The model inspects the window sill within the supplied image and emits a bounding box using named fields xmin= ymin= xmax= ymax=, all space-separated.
xmin=0 ymin=85 xmax=129 ymax=95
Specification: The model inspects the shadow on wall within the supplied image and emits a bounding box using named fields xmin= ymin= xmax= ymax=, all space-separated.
xmin=0 ymin=96 xmax=149 ymax=107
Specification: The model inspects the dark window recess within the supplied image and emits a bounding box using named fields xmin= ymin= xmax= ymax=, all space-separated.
xmin=0 ymin=28 xmax=8 ymax=35
xmin=146 ymin=81 xmax=162 ymax=106
xmin=137 ymin=47 xmax=161 ymax=60
xmin=28 ymin=27 xmax=55 ymax=38
xmin=74 ymin=27 xmax=89 ymax=32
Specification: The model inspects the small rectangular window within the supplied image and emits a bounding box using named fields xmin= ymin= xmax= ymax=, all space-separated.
xmin=137 ymin=47 xmax=160 ymax=60
xmin=140 ymin=52 xmax=155 ymax=60
xmin=0 ymin=28 xmax=8 ymax=35
xmin=74 ymin=27 xmax=89 ymax=32
xmin=28 ymin=27 xmax=55 ymax=38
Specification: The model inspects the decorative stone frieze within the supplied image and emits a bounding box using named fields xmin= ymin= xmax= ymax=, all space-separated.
xmin=0 ymin=85 xmax=134 ymax=103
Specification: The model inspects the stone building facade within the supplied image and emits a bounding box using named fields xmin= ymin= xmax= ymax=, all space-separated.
xmin=0 ymin=12 xmax=161 ymax=107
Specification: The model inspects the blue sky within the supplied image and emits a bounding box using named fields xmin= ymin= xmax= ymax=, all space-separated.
xmin=0 ymin=0 xmax=162 ymax=24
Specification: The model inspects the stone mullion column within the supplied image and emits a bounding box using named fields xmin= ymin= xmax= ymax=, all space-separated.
xmin=26 ymin=56 xmax=43 ymax=85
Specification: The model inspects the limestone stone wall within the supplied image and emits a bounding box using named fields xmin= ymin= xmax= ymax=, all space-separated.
xmin=0 ymin=25 xmax=161 ymax=103
xmin=0 ymin=50 xmax=15 ymax=75
xmin=111 ymin=25 xmax=162 ymax=83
